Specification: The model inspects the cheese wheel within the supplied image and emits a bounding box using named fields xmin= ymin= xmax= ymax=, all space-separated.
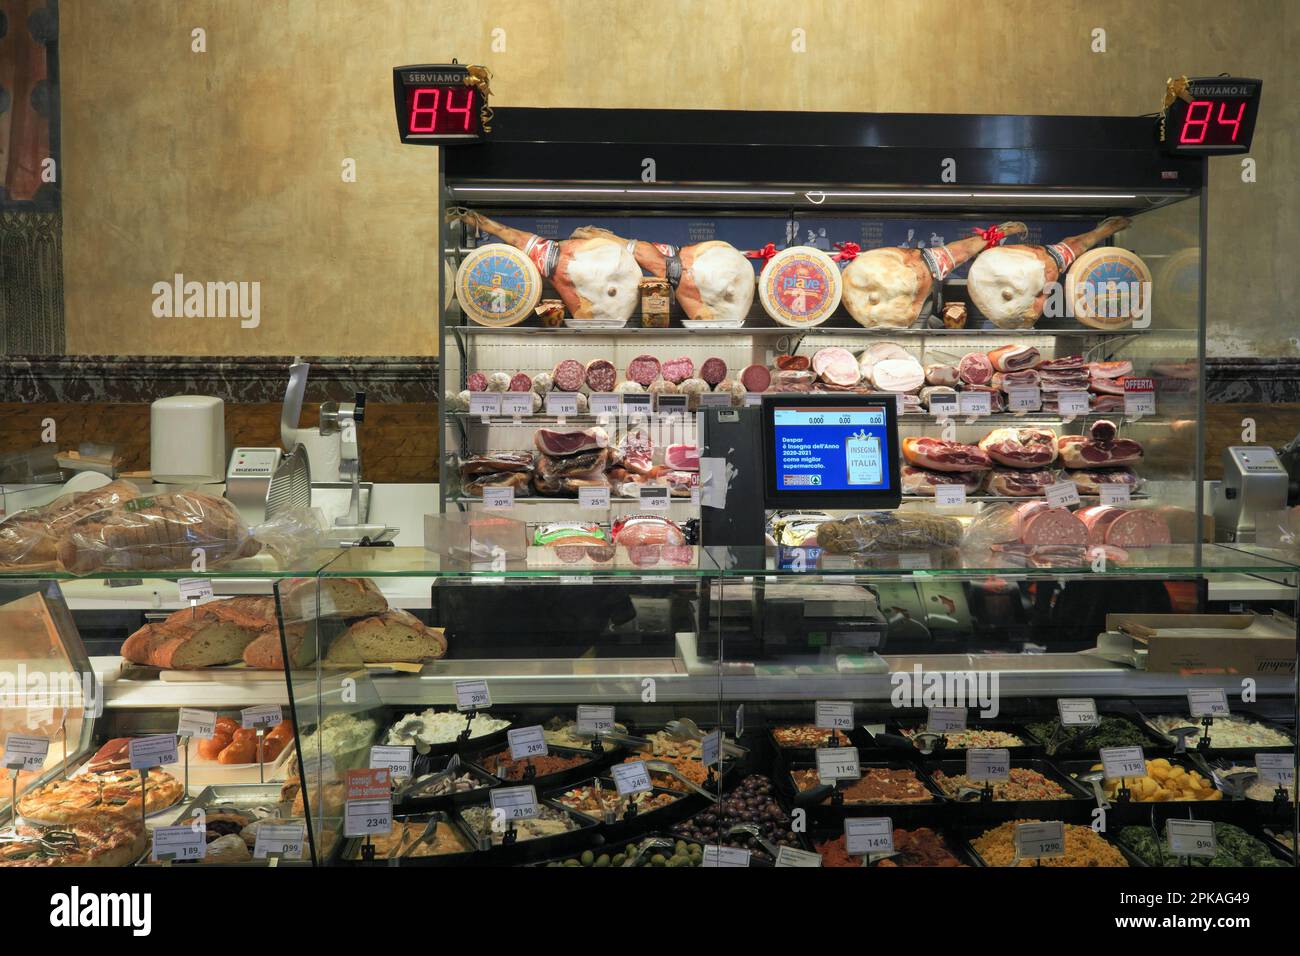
xmin=757 ymin=246 xmax=842 ymax=328
xmin=1065 ymin=247 xmax=1152 ymax=331
xmin=455 ymin=243 xmax=542 ymax=328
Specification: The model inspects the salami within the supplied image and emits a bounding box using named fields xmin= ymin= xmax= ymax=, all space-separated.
xmin=584 ymin=359 xmax=616 ymax=393
xmin=902 ymin=437 xmax=992 ymax=473
xmin=987 ymin=345 xmax=1041 ymax=372
xmin=615 ymin=380 xmax=645 ymax=395
xmin=1021 ymin=507 xmax=1088 ymax=546
xmin=978 ymin=427 xmax=1058 ymax=468
xmin=740 ymin=364 xmax=772 ymax=393
xmin=661 ymin=356 xmax=696 ymax=385
xmin=811 ymin=347 xmax=860 ymax=386
xmin=486 ymin=372 xmax=512 ymax=392
xmin=531 ymin=372 xmax=554 ymax=395
xmin=552 ymin=359 xmax=585 ymax=392
xmin=774 ymin=354 xmax=810 ymax=372
xmin=626 ymin=355 xmax=662 ymax=387
xmin=680 ymin=377 xmax=710 ymax=409
xmin=958 ymin=352 xmax=994 ymax=385
xmin=648 ymin=378 xmax=680 ymax=397
xmin=467 ymin=372 xmax=488 ymax=392
xmin=700 ymin=357 xmax=728 ymax=385
xmin=925 ymin=364 xmax=960 ymax=387
xmin=508 ymin=372 xmax=533 ymax=392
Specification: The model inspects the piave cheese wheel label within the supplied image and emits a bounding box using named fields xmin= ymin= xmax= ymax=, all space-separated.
xmin=456 ymin=243 xmax=542 ymax=327
xmin=759 ymin=246 xmax=843 ymax=327
xmin=1065 ymin=247 xmax=1152 ymax=330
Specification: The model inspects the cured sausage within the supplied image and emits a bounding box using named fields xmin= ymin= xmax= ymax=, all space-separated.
xmin=700 ymin=357 xmax=728 ymax=385
xmin=584 ymin=360 xmax=616 ymax=393
xmin=552 ymin=359 xmax=585 ymax=392
xmin=508 ymin=372 xmax=534 ymax=392
xmin=740 ymin=364 xmax=772 ymax=393
xmin=661 ymin=356 xmax=696 ymax=385
xmin=467 ymin=372 xmax=488 ymax=392
xmin=626 ymin=355 xmax=662 ymax=387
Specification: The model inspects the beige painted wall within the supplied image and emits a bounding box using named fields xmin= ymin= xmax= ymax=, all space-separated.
xmin=60 ymin=0 xmax=1299 ymax=357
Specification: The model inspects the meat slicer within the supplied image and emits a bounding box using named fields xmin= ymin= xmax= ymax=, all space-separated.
xmin=1213 ymin=445 xmax=1290 ymax=544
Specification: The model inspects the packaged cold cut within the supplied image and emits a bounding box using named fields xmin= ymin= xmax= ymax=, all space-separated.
xmin=962 ymin=503 xmax=1022 ymax=548
xmin=901 ymin=466 xmax=985 ymax=496
xmin=816 ymin=511 xmax=963 ymax=553
xmin=454 ymin=243 xmax=542 ymax=328
xmin=532 ymin=522 xmax=611 ymax=547
xmin=757 ymin=246 xmax=842 ymax=328
xmin=985 ymin=468 xmax=1058 ymax=497
xmin=977 ymin=427 xmax=1058 ymax=468
xmin=612 ymin=514 xmax=687 ymax=547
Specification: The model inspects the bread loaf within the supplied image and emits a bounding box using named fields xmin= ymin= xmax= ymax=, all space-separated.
xmin=324 ymin=609 xmax=447 ymax=665
xmin=278 ymin=577 xmax=388 ymax=621
xmin=120 ymin=596 xmax=277 ymax=669
xmin=241 ymin=621 xmax=316 ymax=670
xmin=0 ymin=480 xmax=141 ymax=569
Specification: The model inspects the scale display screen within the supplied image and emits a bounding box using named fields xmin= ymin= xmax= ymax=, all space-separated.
xmin=762 ymin=395 xmax=901 ymax=509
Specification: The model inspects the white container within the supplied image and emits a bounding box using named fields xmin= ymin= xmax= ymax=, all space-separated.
xmin=150 ymin=395 xmax=226 ymax=483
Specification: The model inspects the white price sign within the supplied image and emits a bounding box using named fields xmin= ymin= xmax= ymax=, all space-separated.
xmin=455 ymin=680 xmax=491 ymax=711
xmin=177 ymin=578 xmax=214 ymax=603
xmin=927 ymin=707 xmax=967 ymax=733
xmin=152 ymin=825 xmax=207 ymax=862
xmin=935 ymin=484 xmax=967 ymax=506
xmin=469 ymin=393 xmax=501 ymax=418
xmin=815 ymin=700 xmax=854 ymax=731
xmin=1099 ymin=483 xmax=1132 ymax=505
xmin=2 ymin=733 xmax=49 ymax=771
xmin=743 ymin=392 xmax=763 ymax=407
xmin=176 ymin=707 xmax=218 ymax=739
xmin=702 ymin=845 xmax=751 ymax=867
xmin=344 ymin=798 xmax=393 ymax=838
xmin=253 ymin=823 xmax=306 ymax=860
xmin=576 ymin=704 xmax=615 ymax=736
xmin=1186 ymin=688 xmax=1230 ymax=718
xmin=369 ymin=745 xmax=414 ymax=778
xmin=1255 ymin=753 xmax=1295 ymax=787
xmin=1045 ymin=480 xmax=1081 ymax=508
xmin=815 ymin=745 xmax=861 ymax=783
xmin=965 ymin=748 xmax=1010 ymax=783
xmin=482 ymin=486 xmax=515 ymax=510
xmin=623 ymin=393 xmax=652 ymax=414
xmin=1057 ymin=390 xmax=1091 ymax=416
xmin=698 ymin=392 xmax=733 ymax=409
xmin=1006 ymin=386 xmax=1042 ymax=412
xmin=844 ymin=817 xmax=894 ymax=857
xmin=545 ymin=392 xmax=579 ymax=417
xmin=240 ymin=704 xmax=283 ymax=729
xmin=589 ymin=393 xmax=621 ymax=416
xmin=929 ymin=394 xmax=958 ymax=419
xmin=128 ymin=734 xmax=178 ymax=770
xmin=1166 ymin=819 xmax=1217 ymax=858
xmin=1016 ymin=821 xmax=1065 ymax=860
xmin=1100 ymin=746 xmax=1147 ymax=781
xmin=507 ymin=725 xmax=548 ymax=761
xmin=895 ymin=393 xmax=908 ymax=418
xmin=701 ymin=729 xmax=722 ymax=768
xmin=959 ymin=391 xmax=992 ymax=416
xmin=639 ymin=485 xmax=670 ymax=511
xmin=1057 ymin=698 xmax=1100 ymax=727
xmin=490 ymin=784 xmax=539 ymax=821
xmin=578 ymin=485 xmax=610 ymax=509
xmin=612 ymin=760 xmax=653 ymax=796
xmin=775 ymin=846 xmax=823 ymax=867
xmin=500 ymin=392 xmax=532 ymax=416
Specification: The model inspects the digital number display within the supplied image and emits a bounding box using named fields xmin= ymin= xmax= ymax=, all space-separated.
xmin=404 ymin=86 xmax=479 ymax=136
xmin=393 ymin=64 xmax=488 ymax=144
xmin=1162 ymin=77 xmax=1261 ymax=155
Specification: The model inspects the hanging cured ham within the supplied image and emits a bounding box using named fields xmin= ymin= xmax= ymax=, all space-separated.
xmin=967 ymin=217 xmax=1131 ymax=329
xmin=448 ymin=210 xmax=641 ymax=327
xmin=840 ymin=223 xmax=1027 ymax=329
xmin=572 ymin=227 xmax=755 ymax=327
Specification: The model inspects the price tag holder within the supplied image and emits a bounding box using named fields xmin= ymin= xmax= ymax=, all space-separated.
xmin=1166 ymin=819 xmax=1217 ymax=858
xmin=470 ymin=393 xmax=501 ymax=420
xmin=698 ymin=392 xmax=733 ymax=409
xmin=898 ymin=552 xmax=932 ymax=570
xmin=455 ymin=680 xmax=491 ymax=712
xmin=775 ymin=846 xmax=823 ymax=867
xmin=1100 ymin=746 xmax=1147 ymax=781
xmin=129 ymin=734 xmax=179 ymax=770
xmin=2 ymin=733 xmax=49 ymax=771
xmin=1187 ymin=688 xmax=1230 ymax=718
xmin=302 ymin=753 xmax=337 ymax=781
xmin=639 ymin=485 xmax=670 ymax=511
xmin=959 ymin=391 xmax=991 ymax=417
xmin=177 ymin=578 xmax=214 ymax=603
xmin=152 ymin=824 xmax=206 ymax=862
xmin=545 ymin=392 xmax=579 ymax=417
xmin=815 ymin=745 xmax=861 ymax=783
xmin=702 ymin=845 xmax=751 ymax=867
xmin=1045 ymin=480 xmax=1082 ymax=508
xmin=1057 ymin=390 xmax=1091 ymax=417
xmin=1015 ymin=821 xmax=1065 ymax=860
xmin=895 ymin=393 xmax=908 ymax=418
xmin=1057 ymin=698 xmax=1100 ymax=728
xmin=490 ymin=784 xmax=539 ymax=821
xmin=579 ymin=485 xmax=610 ymax=510
xmin=612 ymin=760 xmax=653 ymax=797
xmin=815 ymin=700 xmax=854 ymax=731
xmin=743 ymin=392 xmax=763 ymax=407
xmin=176 ymin=707 xmax=218 ymax=739
xmin=930 ymin=394 xmax=958 ymax=420
xmin=500 ymin=392 xmax=532 ymax=417
xmin=576 ymin=704 xmax=615 ymax=736
xmin=482 ymin=486 xmax=514 ymax=510
xmin=369 ymin=745 xmax=414 ymax=778
xmin=965 ymin=748 xmax=1010 ymax=783
xmin=507 ymin=725 xmax=548 ymax=761
xmin=1124 ymin=378 xmax=1156 ymax=417
xmin=240 ymin=704 xmax=283 ymax=729
xmin=623 ymin=393 xmax=652 ymax=414
xmin=655 ymin=393 xmax=688 ymax=415
xmin=1255 ymin=752 xmax=1295 ymax=787
xmin=935 ymin=484 xmax=967 ymax=506
xmin=253 ymin=822 xmax=306 ymax=860
xmin=927 ymin=707 xmax=967 ymax=733
xmin=344 ymin=797 xmax=393 ymax=838
xmin=560 ymin=575 xmax=594 ymax=585
xmin=1100 ymin=483 xmax=1132 ymax=505
xmin=589 ymin=393 xmax=621 ymax=416
xmin=844 ymin=817 xmax=894 ymax=857
xmin=1006 ymin=386 xmax=1042 ymax=412
xmin=701 ymin=729 xmax=722 ymax=768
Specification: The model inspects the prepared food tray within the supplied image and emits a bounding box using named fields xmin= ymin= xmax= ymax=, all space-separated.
xmin=865 ymin=713 xmax=1039 ymax=754
xmin=1137 ymin=710 xmax=1293 ymax=754
xmin=813 ymin=825 xmax=972 ymax=867
xmin=964 ymin=819 xmax=1138 ymax=867
xmin=923 ymin=758 xmax=1093 ymax=824
xmin=454 ymin=798 xmax=598 ymax=864
xmin=1117 ymin=821 xmax=1290 ymax=867
xmin=383 ymin=707 xmax=516 ymax=759
xmin=1018 ymin=713 xmax=1163 ymax=755
xmin=470 ymin=744 xmax=606 ymax=791
xmin=340 ymin=812 xmax=479 ymax=864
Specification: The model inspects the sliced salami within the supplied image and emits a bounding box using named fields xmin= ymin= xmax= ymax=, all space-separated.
xmin=700 ymin=357 xmax=728 ymax=385
xmin=626 ymin=355 xmax=662 ymax=387
xmin=508 ymin=372 xmax=534 ymax=392
xmin=552 ymin=359 xmax=585 ymax=392
xmin=774 ymin=354 xmax=810 ymax=372
xmin=958 ymin=352 xmax=994 ymax=385
xmin=740 ymin=364 xmax=772 ymax=393
xmin=584 ymin=359 xmax=616 ymax=393
xmin=467 ymin=372 xmax=488 ymax=392
xmin=1022 ymin=507 xmax=1088 ymax=547
xmin=661 ymin=356 xmax=696 ymax=385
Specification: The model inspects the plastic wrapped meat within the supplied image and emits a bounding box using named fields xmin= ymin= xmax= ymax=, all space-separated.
xmin=816 ymin=512 xmax=963 ymax=553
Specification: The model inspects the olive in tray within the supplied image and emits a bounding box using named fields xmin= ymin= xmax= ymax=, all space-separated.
xmin=670 ymin=774 xmax=798 ymax=861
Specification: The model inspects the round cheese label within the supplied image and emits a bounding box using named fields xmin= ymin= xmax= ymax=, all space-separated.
xmin=1065 ymin=247 xmax=1152 ymax=330
xmin=456 ymin=243 xmax=542 ymax=327
xmin=758 ymin=246 xmax=843 ymax=327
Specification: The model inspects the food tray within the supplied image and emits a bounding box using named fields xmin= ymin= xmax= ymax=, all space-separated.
xmin=1055 ymin=756 xmax=1237 ymax=826
xmin=808 ymin=825 xmax=978 ymax=868
xmin=452 ymin=796 xmax=601 ymax=866
xmin=784 ymin=760 xmax=946 ymax=828
xmin=381 ymin=708 xmax=518 ymax=761
xmin=960 ymin=822 xmax=1147 ymax=868
xmin=864 ymin=713 xmax=1041 ymax=756
xmin=468 ymin=743 xmax=608 ymax=792
xmin=1135 ymin=709 xmax=1294 ymax=757
xmin=543 ymin=776 xmax=695 ymax=839
xmin=1015 ymin=712 xmax=1165 ymax=757
xmin=921 ymin=757 xmax=1094 ymax=824
xmin=534 ymin=832 xmax=712 ymax=868
xmin=338 ymin=811 xmax=481 ymax=866
xmin=766 ymin=721 xmax=866 ymax=765
xmin=393 ymin=755 xmax=498 ymax=812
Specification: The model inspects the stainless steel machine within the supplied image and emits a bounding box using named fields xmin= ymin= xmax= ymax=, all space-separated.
xmin=1214 ymin=445 xmax=1290 ymax=543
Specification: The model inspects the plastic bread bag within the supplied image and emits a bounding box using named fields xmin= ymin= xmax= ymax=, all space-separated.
xmin=815 ymin=510 xmax=963 ymax=554
xmin=961 ymin=503 xmax=1022 ymax=550
xmin=0 ymin=479 xmax=141 ymax=570
xmin=249 ymin=506 xmax=329 ymax=568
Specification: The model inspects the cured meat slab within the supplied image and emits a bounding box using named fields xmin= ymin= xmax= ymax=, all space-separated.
xmin=534 ymin=426 xmax=609 ymax=457
xmin=902 ymin=437 xmax=992 ymax=473
xmin=977 ymin=427 xmax=1058 ymax=468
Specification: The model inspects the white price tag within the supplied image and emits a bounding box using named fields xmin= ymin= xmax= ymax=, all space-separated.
xmin=965 ymin=748 xmax=1011 ymax=782
xmin=927 ymin=707 xmax=967 ymax=733
xmin=507 ymin=725 xmax=548 ymax=761
xmin=844 ymin=817 xmax=894 ymax=857
xmin=1255 ymin=753 xmax=1295 ymax=787
xmin=735 ymin=705 xmax=745 ymax=739
xmin=743 ymin=392 xmax=763 ymax=407
xmin=639 ymin=485 xmax=670 ymax=511
xmin=895 ymin=393 xmax=908 ymax=417
xmin=500 ymin=392 xmax=532 ymax=416
xmin=176 ymin=707 xmax=218 ymax=740
xmin=482 ymin=486 xmax=514 ymax=510
xmin=897 ymin=552 xmax=932 ymax=570
xmin=1057 ymin=698 xmax=1100 ymax=728
xmin=622 ymin=393 xmax=652 ymax=414
xmin=546 ymin=392 xmax=579 ymax=416
xmin=152 ymin=824 xmax=207 ymax=862
xmin=959 ymin=391 xmax=991 ymax=416
xmin=655 ymin=393 xmax=688 ymax=415
xmin=302 ymin=753 xmax=337 ymax=781
xmin=2 ymin=733 xmax=49 ymax=771
xmin=775 ymin=846 xmax=823 ymax=867
xmin=576 ymin=704 xmax=615 ymax=736
xmin=177 ymin=578 xmax=214 ymax=603
xmin=698 ymin=392 xmax=733 ymax=409
xmin=1166 ymin=819 xmax=1217 ymax=858
xmin=1045 ymin=480 xmax=1081 ymax=508
xmin=1099 ymin=483 xmax=1132 ymax=505
xmin=701 ymin=729 xmax=722 ymax=768
xmin=1124 ymin=378 xmax=1156 ymax=417
xmin=612 ymin=760 xmax=653 ymax=796
xmin=929 ymin=394 xmax=958 ymax=419
xmin=1057 ymin=390 xmax=1092 ymax=416
xmin=369 ymin=745 xmax=414 ymax=778
xmin=129 ymin=734 xmax=179 ymax=770
xmin=589 ymin=393 xmax=621 ymax=416
xmin=815 ymin=700 xmax=854 ymax=731
xmin=1100 ymin=746 xmax=1147 ymax=781
xmin=240 ymin=704 xmax=283 ymax=729
xmin=1016 ymin=821 xmax=1066 ymax=860
xmin=578 ymin=485 xmax=610 ymax=509
xmin=702 ymin=845 xmax=751 ymax=867
xmin=344 ymin=798 xmax=393 ymax=838
xmin=490 ymin=784 xmax=539 ymax=821
xmin=815 ymin=745 xmax=861 ymax=783
xmin=935 ymin=484 xmax=966 ymax=506
xmin=1006 ymin=386 xmax=1042 ymax=412
xmin=253 ymin=822 xmax=306 ymax=860
xmin=1186 ymin=688 xmax=1230 ymax=718
xmin=560 ymin=575 xmax=594 ymax=585
xmin=455 ymin=680 xmax=491 ymax=712
xmin=469 ymin=393 xmax=501 ymax=418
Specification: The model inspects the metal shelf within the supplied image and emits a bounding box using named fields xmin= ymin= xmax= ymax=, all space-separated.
xmin=449 ymin=323 xmax=1177 ymax=338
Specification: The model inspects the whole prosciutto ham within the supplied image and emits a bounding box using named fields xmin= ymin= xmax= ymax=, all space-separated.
xmin=841 ymin=222 xmax=1027 ymax=328
xmin=450 ymin=211 xmax=641 ymax=326
xmin=1056 ymin=420 xmax=1143 ymax=468
xmin=902 ymin=437 xmax=992 ymax=473
xmin=967 ymin=217 xmax=1131 ymax=329
xmin=978 ymin=428 xmax=1058 ymax=468
xmin=572 ymin=226 xmax=755 ymax=326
